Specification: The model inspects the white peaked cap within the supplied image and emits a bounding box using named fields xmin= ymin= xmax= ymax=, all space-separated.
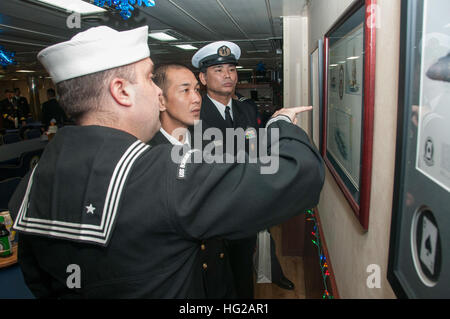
xmin=38 ymin=26 xmax=150 ymax=83
xmin=192 ymin=41 xmax=241 ymax=69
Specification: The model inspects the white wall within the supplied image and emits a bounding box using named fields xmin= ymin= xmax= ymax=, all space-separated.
xmin=283 ymin=15 xmax=310 ymax=132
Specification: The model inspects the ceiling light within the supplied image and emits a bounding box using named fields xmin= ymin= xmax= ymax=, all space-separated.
xmin=247 ymin=50 xmax=269 ymax=53
xmin=329 ymin=64 xmax=338 ymax=67
xmin=148 ymin=32 xmax=178 ymax=41
xmin=11 ymin=78 xmax=19 ymax=81
xmin=16 ymin=70 xmax=35 ymax=73
xmin=347 ymin=56 xmax=360 ymax=60
xmin=173 ymin=44 xmax=197 ymax=50
xmin=36 ymin=0 xmax=106 ymax=14
xmin=236 ymin=66 xmax=243 ymax=69
xmin=237 ymin=69 xmax=254 ymax=72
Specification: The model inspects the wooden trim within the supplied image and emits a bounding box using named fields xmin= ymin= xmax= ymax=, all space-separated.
xmin=322 ymin=36 xmax=329 ymax=159
xmin=359 ymin=0 xmax=377 ymax=230
xmin=0 ymin=244 xmax=17 ymax=269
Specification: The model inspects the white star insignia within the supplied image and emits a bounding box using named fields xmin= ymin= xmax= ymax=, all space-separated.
xmin=86 ymin=203 xmax=96 ymax=215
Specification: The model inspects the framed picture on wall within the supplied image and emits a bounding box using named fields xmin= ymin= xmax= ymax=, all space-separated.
xmin=310 ymin=39 xmax=324 ymax=149
xmin=322 ymin=0 xmax=376 ymax=231
xmin=388 ymin=0 xmax=449 ymax=298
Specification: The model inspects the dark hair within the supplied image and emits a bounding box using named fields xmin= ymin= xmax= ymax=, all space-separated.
xmin=153 ymin=63 xmax=190 ymax=97
xmin=47 ymin=88 xmax=56 ymax=97
xmin=56 ymin=63 xmax=136 ymax=123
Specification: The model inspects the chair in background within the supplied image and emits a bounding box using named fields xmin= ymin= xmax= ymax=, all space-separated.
xmin=0 ymin=176 xmax=21 ymax=211
xmin=0 ymin=149 xmax=43 ymax=181
xmin=2 ymin=133 xmax=21 ymax=144
xmin=24 ymin=129 xmax=41 ymax=140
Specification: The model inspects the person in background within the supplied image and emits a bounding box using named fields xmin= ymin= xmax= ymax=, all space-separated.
xmin=41 ymin=88 xmax=67 ymax=130
xmin=150 ymin=63 xmax=236 ymax=298
xmin=1 ymin=89 xmax=20 ymax=129
xmin=13 ymin=88 xmax=30 ymax=118
xmin=9 ymin=26 xmax=324 ymax=298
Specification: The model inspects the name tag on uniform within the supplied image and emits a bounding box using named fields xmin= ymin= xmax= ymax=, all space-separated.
xmin=177 ymin=149 xmax=199 ymax=179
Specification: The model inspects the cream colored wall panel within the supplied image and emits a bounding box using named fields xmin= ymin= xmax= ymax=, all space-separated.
xmin=283 ymin=16 xmax=310 ymax=133
xmin=309 ymin=0 xmax=401 ymax=299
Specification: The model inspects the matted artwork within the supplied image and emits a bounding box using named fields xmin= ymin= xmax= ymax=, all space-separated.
xmin=388 ymin=0 xmax=449 ymax=298
xmin=310 ymin=39 xmax=324 ymax=149
xmin=415 ymin=0 xmax=450 ymax=192
xmin=323 ymin=0 xmax=376 ymax=230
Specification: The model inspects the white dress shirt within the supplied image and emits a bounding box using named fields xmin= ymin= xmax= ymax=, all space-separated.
xmin=159 ymin=127 xmax=191 ymax=148
xmin=207 ymin=94 xmax=234 ymax=121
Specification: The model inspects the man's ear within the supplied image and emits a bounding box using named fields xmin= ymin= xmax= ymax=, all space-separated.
xmin=109 ymin=78 xmax=133 ymax=107
xmin=199 ymin=72 xmax=207 ymax=86
xmin=159 ymin=94 xmax=167 ymax=112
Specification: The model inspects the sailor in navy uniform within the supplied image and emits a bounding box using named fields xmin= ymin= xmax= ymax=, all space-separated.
xmin=13 ymin=88 xmax=30 ymax=118
xmin=9 ymin=26 xmax=324 ymax=298
xmin=149 ymin=63 xmax=236 ymax=298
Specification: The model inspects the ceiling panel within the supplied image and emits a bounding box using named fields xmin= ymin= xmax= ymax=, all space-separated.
xmin=270 ymin=0 xmax=306 ymax=17
xmin=0 ymin=0 xmax=307 ymax=81
xmin=141 ymin=0 xmax=221 ymax=41
xmin=216 ymin=0 xmax=273 ymax=39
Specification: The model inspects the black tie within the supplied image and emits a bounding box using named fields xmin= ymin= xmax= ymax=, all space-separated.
xmin=225 ymin=106 xmax=233 ymax=127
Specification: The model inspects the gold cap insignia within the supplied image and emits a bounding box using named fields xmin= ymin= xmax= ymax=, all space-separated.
xmin=217 ymin=45 xmax=231 ymax=57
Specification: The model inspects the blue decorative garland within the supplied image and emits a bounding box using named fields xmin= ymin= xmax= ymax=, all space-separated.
xmin=0 ymin=45 xmax=16 ymax=67
xmin=94 ymin=0 xmax=155 ymax=20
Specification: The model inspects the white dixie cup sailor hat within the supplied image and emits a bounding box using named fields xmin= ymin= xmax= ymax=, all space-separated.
xmin=192 ymin=41 xmax=241 ymax=71
xmin=38 ymin=26 xmax=150 ymax=84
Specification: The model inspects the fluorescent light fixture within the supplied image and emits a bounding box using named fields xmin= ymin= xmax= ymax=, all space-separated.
xmin=16 ymin=70 xmax=35 ymax=73
xmin=237 ymin=68 xmax=254 ymax=72
xmin=236 ymin=66 xmax=243 ymax=69
xmin=347 ymin=56 xmax=359 ymax=60
xmin=338 ymin=61 xmax=346 ymax=64
xmin=329 ymin=64 xmax=338 ymax=67
xmin=11 ymin=78 xmax=19 ymax=81
xmin=148 ymin=32 xmax=178 ymax=41
xmin=173 ymin=44 xmax=197 ymax=50
xmin=37 ymin=0 xmax=106 ymax=14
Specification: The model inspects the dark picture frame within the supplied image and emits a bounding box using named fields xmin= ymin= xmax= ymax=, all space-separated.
xmin=310 ymin=39 xmax=324 ymax=149
xmin=388 ymin=0 xmax=450 ymax=298
xmin=322 ymin=0 xmax=376 ymax=231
